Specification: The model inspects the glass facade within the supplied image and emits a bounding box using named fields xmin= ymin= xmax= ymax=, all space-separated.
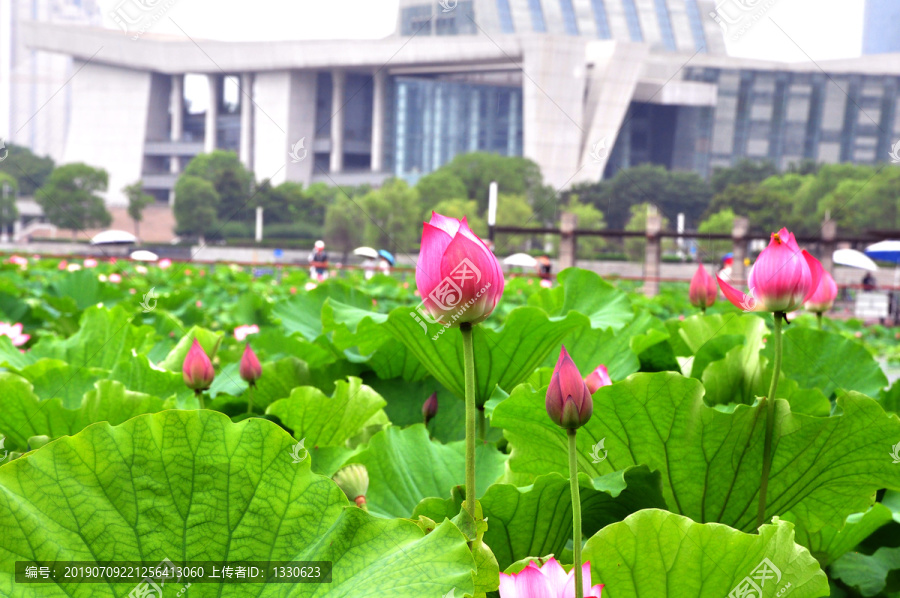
xmin=590 ymin=0 xmax=611 ymax=38
xmin=560 ymin=0 xmax=579 ymax=35
xmin=496 ymin=0 xmax=516 ymax=32
xmin=684 ymin=0 xmax=707 ymax=52
xmin=400 ymin=4 xmax=432 ymax=35
xmin=622 ymin=0 xmax=643 ymax=42
xmin=527 ymin=0 xmax=547 ymax=32
xmin=400 ymin=2 xmax=476 ymax=35
xmin=392 ymin=77 xmax=523 ymax=179
xmin=653 ymin=0 xmax=676 ymax=50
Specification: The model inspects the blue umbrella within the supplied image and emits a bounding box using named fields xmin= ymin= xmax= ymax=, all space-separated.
xmin=378 ymin=249 xmax=396 ymax=265
xmin=865 ymin=241 xmax=900 ymax=263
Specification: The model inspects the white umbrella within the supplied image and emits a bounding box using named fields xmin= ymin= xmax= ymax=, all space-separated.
xmin=90 ymin=230 xmax=137 ymax=245
xmin=130 ymin=250 xmax=159 ymax=262
xmin=833 ymin=249 xmax=878 ymax=272
xmin=503 ymin=253 xmax=538 ymax=268
xmin=865 ymin=240 xmax=900 ymax=263
xmin=353 ymin=246 xmax=379 ymax=259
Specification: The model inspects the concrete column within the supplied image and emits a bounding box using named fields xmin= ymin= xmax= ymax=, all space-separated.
xmin=559 ymin=212 xmax=578 ymax=271
xmin=821 ymin=216 xmax=837 ymax=274
xmin=239 ymin=72 xmax=254 ymax=170
xmin=330 ymin=69 xmax=345 ymax=173
xmin=731 ymin=216 xmax=749 ymax=287
xmin=371 ymin=70 xmax=386 ymax=172
xmin=169 ymin=74 xmax=184 ymax=194
xmin=204 ymin=74 xmax=219 ymax=154
xmin=644 ymin=207 xmax=662 ymax=297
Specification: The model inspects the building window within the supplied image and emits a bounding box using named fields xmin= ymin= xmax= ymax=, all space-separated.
xmin=436 ymin=1 xmax=476 ymax=35
xmin=560 ymin=0 xmax=579 ymax=35
xmin=497 ymin=0 xmax=515 ymax=32
xmin=622 ymin=0 xmax=643 ymax=41
xmin=528 ymin=0 xmax=547 ymax=32
xmin=684 ymin=0 xmax=707 ymax=52
xmin=654 ymin=0 xmax=676 ymax=50
xmin=590 ymin=0 xmax=611 ymax=38
xmin=400 ymin=5 xmax=433 ymax=35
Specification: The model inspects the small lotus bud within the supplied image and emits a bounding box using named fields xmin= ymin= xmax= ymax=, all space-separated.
xmin=546 ymin=346 xmax=593 ymax=430
xmin=239 ymin=343 xmax=262 ymax=385
xmin=333 ymin=464 xmax=369 ymax=509
xmin=182 ymin=338 xmax=215 ymax=391
xmin=584 ymin=364 xmax=612 ymax=394
xmin=422 ymin=392 xmax=439 ymax=425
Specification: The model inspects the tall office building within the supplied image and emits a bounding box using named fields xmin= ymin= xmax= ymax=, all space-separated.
xmin=863 ymin=0 xmax=900 ymax=55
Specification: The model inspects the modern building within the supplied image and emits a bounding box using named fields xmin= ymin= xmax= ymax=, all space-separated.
xmin=862 ymin=0 xmax=900 ymax=55
xmin=0 ymin=0 xmax=101 ymax=162
xmin=15 ymin=0 xmax=900 ymax=209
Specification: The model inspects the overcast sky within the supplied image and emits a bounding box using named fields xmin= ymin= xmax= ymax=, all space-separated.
xmin=96 ymin=0 xmax=865 ymax=61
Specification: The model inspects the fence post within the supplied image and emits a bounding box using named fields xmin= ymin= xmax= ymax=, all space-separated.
xmin=559 ymin=212 xmax=578 ymax=271
xmin=731 ymin=216 xmax=749 ymax=286
xmin=643 ymin=207 xmax=662 ymax=297
xmin=821 ymin=216 xmax=836 ymax=273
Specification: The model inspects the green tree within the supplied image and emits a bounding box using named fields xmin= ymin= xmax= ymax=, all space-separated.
xmin=429 ymin=199 xmax=486 ymax=236
xmin=360 ymin=178 xmax=421 ymax=252
xmin=123 ymin=181 xmax=155 ymax=239
xmin=442 ymin=152 xmax=548 ymax=213
xmin=790 ymin=163 xmax=874 ymax=234
xmin=0 ymin=173 xmax=19 ymax=233
xmin=624 ymin=203 xmax=670 ymax=262
xmin=324 ymin=194 xmax=363 ymax=261
xmin=495 ymin=193 xmax=535 ymax=252
xmin=36 ymin=163 xmax=111 ymax=237
xmin=174 ymin=175 xmax=219 ymax=240
xmin=417 ymin=170 xmax=469 ymax=207
xmin=0 ymin=142 xmax=54 ymax=195
xmin=697 ymin=208 xmax=735 ymax=258
xmin=182 ymin=150 xmax=252 ymax=222
xmin=710 ymin=159 xmax=778 ymax=194
xmin=563 ymin=196 xmax=606 ymax=259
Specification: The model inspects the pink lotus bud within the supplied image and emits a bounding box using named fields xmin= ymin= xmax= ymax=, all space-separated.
xmin=415 ymin=212 xmax=505 ymax=326
xmin=718 ymin=228 xmax=823 ymax=314
xmin=422 ymin=392 xmax=439 ymax=425
xmin=182 ymin=338 xmax=214 ymax=391
xmin=689 ymin=263 xmax=717 ymax=310
xmin=499 ymin=557 xmax=603 ymax=598
xmin=239 ymin=343 xmax=262 ymax=385
xmin=546 ymin=346 xmax=593 ymax=430
xmin=585 ymin=364 xmax=612 ymax=394
xmin=804 ymin=271 xmax=838 ymax=314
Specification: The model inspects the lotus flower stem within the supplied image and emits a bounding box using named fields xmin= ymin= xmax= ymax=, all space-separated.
xmin=195 ymin=389 xmax=205 ymax=410
xmin=568 ymin=429 xmax=584 ymax=598
xmin=757 ymin=312 xmax=783 ymax=528
xmin=247 ymin=384 xmax=254 ymax=414
xmin=816 ymin=313 xmax=823 ymax=330
xmin=461 ymin=322 xmax=477 ymax=520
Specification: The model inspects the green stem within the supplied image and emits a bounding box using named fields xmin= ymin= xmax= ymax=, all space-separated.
xmin=816 ymin=312 xmax=823 ymax=330
xmin=196 ymin=389 xmax=205 ymax=410
xmin=461 ymin=322 xmax=477 ymax=520
xmin=247 ymin=384 xmax=255 ymax=415
xmin=568 ymin=429 xmax=583 ymax=598
xmin=756 ymin=312 xmax=783 ymax=528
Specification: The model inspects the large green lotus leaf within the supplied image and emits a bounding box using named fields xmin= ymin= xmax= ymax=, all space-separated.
xmin=343 ymin=424 xmax=507 ymax=518
xmin=323 ymin=299 xmax=428 ymax=381
xmin=0 ymin=335 xmax=34 ymax=369
xmin=786 ymin=504 xmax=894 ymax=567
xmin=581 ymin=510 xmax=829 ymax=598
xmin=386 ymin=306 xmax=587 ymax=405
xmin=109 ymin=353 xmax=187 ymax=399
xmin=527 ymin=268 xmax=633 ymax=331
xmin=158 ymin=325 xmax=223 ymax=372
xmin=248 ymin=328 xmax=336 ymax=369
xmin=878 ymin=379 xmax=900 ymax=416
xmin=492 ymin=373 xmax=900 ymax=532
xmin=266 ymin=377 xmax=387 ymax=447
xmin=46 ymin=268 xmax=123 ymax=310
xmin=0 ymin=375 xmax=164 ymax=450
xmin=272 ymin=279 xmax=372 ymax=341
xmin=16 ymin=359 xmax=107 ymax=407
xmin=700 ymin=341 xmax=766 ymax=406
xmin=29 ymin=305 xmax=156 ymax=371
xmin=0 ymin=410 xmax=477 ymax=597
xmin=763 ymin=327 xmax=888 ymax=398
xmin=830 ymin=546 xmax=900 ymax=597
xmin=415 ymin=467 xmax=665 ymax=571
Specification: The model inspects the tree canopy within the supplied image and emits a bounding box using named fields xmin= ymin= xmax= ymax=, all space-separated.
xmin=36 ymin=163 xmax=111 ymax=236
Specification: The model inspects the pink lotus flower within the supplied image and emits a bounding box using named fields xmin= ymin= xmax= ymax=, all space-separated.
xmin=109 ymin=273 xmax=122 ymax=283
xmin=58 ymin=260 xmax=68 ymax=270
xmin=804 ymin=271 xmax=838 ymax=314
xmin=290 ymin=286 xmax=297 ymax=294
xmin=416 ymin=212 xmax=505 ymax=326
xmin=304 ymin=282 xmax=317 ymax=291
xmin=0 ymin=322 xmax=30 ymax=347
xmin=158 ymin=258 xmax=172 ymax=269
xmin=8 ymin=255 xmax=27 ymax=268
xmin=83 ymin=258 xmax=98 ymax=268
xmin=182 ymin=338 xmax=215 ymax=391
xmin=540 ymin=279 xmax=553 ymax=288
xmin=234 ymin=324 xmax=260 ymax=341
xmin=499 ymin=558 xmax=603 ymax=598
xmin=718 ymin=228 xmax=823 ymax=313
xmin=689 ymin=264 xmax=717 ymax=310
xmin=239 ymin=343 xmax=262 ymax=385
xmin=584 ymin=364 xmax=611 ymax=394
xmin=546 ymin=346 xmax=593 ymax=430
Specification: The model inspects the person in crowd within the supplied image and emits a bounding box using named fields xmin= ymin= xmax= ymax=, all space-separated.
xmin=308 ymin=240 xmax=329 ymax=282
xmin=862 ymin=272 xmax=877 ymax=291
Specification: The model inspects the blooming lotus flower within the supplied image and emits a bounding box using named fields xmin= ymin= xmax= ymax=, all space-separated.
xmin=689 ymin=264 xmax=717 ymax=311
xmin=546 ymin=346 xmax=593 ymax=429
xmin=135 ymin=265 xmax=148 ymax=274
xmin=718 ymin=228 xmax=823 ymax=314
xmin=109 ymin=273 xmax=122 ymax=283
xmin=584 ymin=364 xmax=611 ymax=394
xmin=83 ymin=258 xmax=98 ymax=268
xmin=422 ymin=392 xmax=439 ymax=425
xmin=182 ymin=338 xmax=214 ymax=391
xmin=416 ymin=212 xmax=505 ymax=326
xmin=8 ymin=255 xmax=27 ymax=268
xmin=499 ymin=558 xmax=603 ymax=598
xmin=0 ymin=322 xmax=30 ymax=347
xmin=58 ymin=260 xmax=68 ymax=270
xmin=804 ymin=271 xmax=838 ymax=314
xmin=234 ymin=324 xmax=260 ymax=341
xmin=97 ymin=274 xmax=108 ymax=282
xmin=158 ymin=258 xmax=172 ymax=269
xmin=239 ymin=343 xmax=262 ymax=385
